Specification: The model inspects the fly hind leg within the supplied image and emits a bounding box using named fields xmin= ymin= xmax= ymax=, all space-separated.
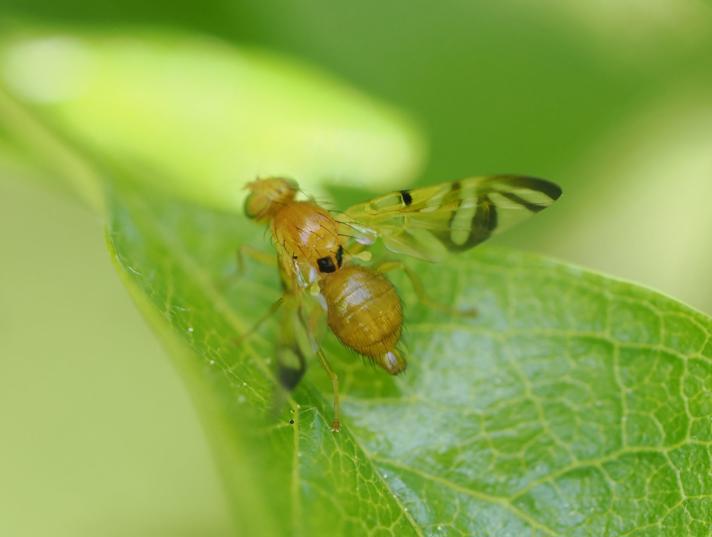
xmin=375 ymin=260 xmax=477 ymax=317
xmin=317 ymin=349 xmax=341 ymax=432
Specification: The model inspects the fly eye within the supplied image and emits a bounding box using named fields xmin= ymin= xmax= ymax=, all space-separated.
xmin=243 ymin=192 xmax=260 ymax=219
xmin=317 ymin=256 xmax=336 ymax=273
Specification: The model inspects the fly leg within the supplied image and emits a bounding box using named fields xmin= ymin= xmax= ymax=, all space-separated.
xmin=219 ymin=245 xmax=276 ymax=293
xmin=343 ymin=242 xmax=372 ymax=263
xmin=316 ymin=349 xmax=341 ymax=432
xmin=375 ymin=260 xmax=477 ymax=317
xmin=234 ymin=296 xmax=284 ymax=346
xmin=236 ymin=244 xmax=276 ymax=275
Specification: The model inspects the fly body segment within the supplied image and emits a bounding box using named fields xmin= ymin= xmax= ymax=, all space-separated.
xmin=241 ymin=175 xmax=562 ymax=431
xmin=319 ymin=265 xmax=406 ymax=375
xmin=245 ymin=179 xmax=343 ymax=290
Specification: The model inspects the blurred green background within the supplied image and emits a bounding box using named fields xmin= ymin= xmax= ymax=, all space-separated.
xmin=1 ymin=1 xmax=711 ymax=535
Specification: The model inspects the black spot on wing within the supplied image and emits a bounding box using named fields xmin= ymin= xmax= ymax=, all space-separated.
xmin=279 ymin=366 xmax=305 ymax=391
xmin=278 ymin=349 xmax=306 ymax=390
xmin=399 ymin=190 xmax=413 ymax=206
xmin=335 ymin=245 xmax=344 ymax=268
xmin=277 ymin=319 xmax=308 ymax=391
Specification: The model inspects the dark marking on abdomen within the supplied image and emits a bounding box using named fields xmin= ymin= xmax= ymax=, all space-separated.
xmin=317 ymin=256 xmax=336 ymax=273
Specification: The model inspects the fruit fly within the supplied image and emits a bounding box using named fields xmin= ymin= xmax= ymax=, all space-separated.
xmin=242 ymin=175 xmax=562 ymax=430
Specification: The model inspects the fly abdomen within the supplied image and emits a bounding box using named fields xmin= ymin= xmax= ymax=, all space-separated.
xmin=319 ymin=265 xmax=406 ymax=374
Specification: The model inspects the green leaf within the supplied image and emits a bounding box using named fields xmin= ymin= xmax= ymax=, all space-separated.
xmin=107 ymin=182 xmax=711 ymax=536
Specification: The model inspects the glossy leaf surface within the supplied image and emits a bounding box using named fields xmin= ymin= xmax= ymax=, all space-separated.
xmin=108 ymin=186 xmax=712 ymax=536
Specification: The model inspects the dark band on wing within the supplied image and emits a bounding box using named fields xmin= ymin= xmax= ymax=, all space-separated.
xmin=499 ymin=191 xmax=547 ymax=213
xmin=463 ymin=194 xmax=498 ymax=250
xmin=436 ymin=192 xmax=498 ymax=251
xmin=497 ymin=175 xmax=562 ymax=201
xmin=494 ymin=175 xmax=561 ymax=212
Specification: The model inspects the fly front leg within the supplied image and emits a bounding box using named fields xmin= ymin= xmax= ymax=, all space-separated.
xmin=236 ymin=244 xmax=276 ymax=275
xmin=375 ymin=260 xmax=477 ymax=317
xmin=317 ymin=349 xmax=341 ymax=432
xmin=234 ymin=296 xmax=284 ymax=346
xmin=220 ymin=244 xmax=276 ymax=292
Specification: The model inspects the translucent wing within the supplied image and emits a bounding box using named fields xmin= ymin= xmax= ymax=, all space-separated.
xmin=342 ymin=175 xmax=562 ymax=261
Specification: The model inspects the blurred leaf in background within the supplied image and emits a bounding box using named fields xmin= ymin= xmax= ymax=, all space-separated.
xmin=0 ymin=22 xmax=424 ymax=537
xmin=1 ymin=1 xmax=711 ymax=536
xmin=3 ymin=0 xmax=712 ymax=307
xmin=0 ymin=29 xmax=423 ymax=208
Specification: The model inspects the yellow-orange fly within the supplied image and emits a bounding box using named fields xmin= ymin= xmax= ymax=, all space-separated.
xmin=242 ymin=175 xmax=562 ymax=430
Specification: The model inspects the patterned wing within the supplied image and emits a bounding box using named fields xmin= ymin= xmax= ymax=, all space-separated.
xmin=342 ymin=175 xmax=562 ymax=261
